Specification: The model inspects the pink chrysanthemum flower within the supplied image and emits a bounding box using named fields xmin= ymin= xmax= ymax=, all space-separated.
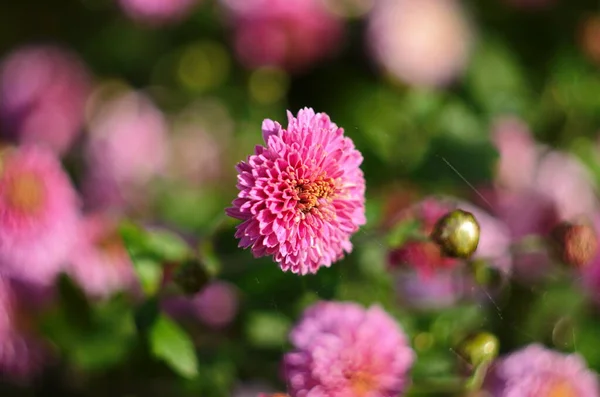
xmin=67 ymin=215 xmax=137 ymax=299
xmin=118 ymin=0 xmax=201 ymax=26
xmin=162 ymin=281 xmax=239 ymax=329
xmin=0 ymin=146 xmax=80 ymax=286
xmin=0 ymin=276 xmax=47 ymax=381
xmin=226 ymin=108 xmax=366 ymax=275
xmin=284 ymin=301 xmax=414 ymax=397
xmin=485 ymin=344 xmax=599 ymax=396
xmin=82 ymin=90 xmax=169 ymax=213
xmin=219 ymin=0 xmax=344 ymax=73
xmin=0 ymin=45 xmax=91 ymax=155
xmin=367 ymin=0 xmax=473 ymax=88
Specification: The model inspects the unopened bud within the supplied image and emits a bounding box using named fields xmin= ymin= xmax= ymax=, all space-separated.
xmin=431 ymin=209 xmax=480 ymax=259
xmin=173 ymin=258 xmax=211 ymax=296
xmin=459 ymin=332 xmax=499 ymax=368
xmin=551 ymin=222 xmax=598 ymax=268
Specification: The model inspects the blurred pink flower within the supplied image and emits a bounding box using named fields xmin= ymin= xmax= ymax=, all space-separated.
xmin=0 ymin=45 xmax=91 ymax=155
xmin=395 ymin=270 xmax=466 ymax=309
xmin=484 ymin=344 xmax=598 ymax=396
xmin=0 ymin=146 xmax=80 ymax=286
xmin=118 ymin=0 xmax=201 ymax=25
xmin=284 ymin=301 xmax=414 ymax=397
xmin=67 ymin=215 xmax=137 ymax=299
xmin=163 ymin=281 xmax=239 ymax=329
xmin=219 ymin=0 xmax=344 ymax=73
xmin=168 ymin=123 xmax=225 ymax=186
xmin=226 ymin=108 xmax=366 ymax=275
xmin=0 ymin=276 xmax=47 ymax=381
xmin=82 ymin=91 xmax=169 ymax=213
xmin=490 ymin=116 xmax=597 ymax=228
xmin=367 ymin=0 xmax=473 ymax=88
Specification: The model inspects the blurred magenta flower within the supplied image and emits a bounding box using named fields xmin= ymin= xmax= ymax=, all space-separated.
xmin=0 ymin=276 xmax=47 ymax=381
xmin=284 ymin=301 xmax=414 ymax=397
xmin=219 ymin=0 xmax=344 ymax=73
xmin=67 ymin=214 xmax=137 ymax=299
xmin=367 ymin=0 xmax=473 ymax=88
xmin=395 ymin=270 xmax=466 ymax=309
xmin=118 ymin=0 xmax=201 ymax=26
xmin=0 ymin=45 xmax=91 ymax=155
xmin=163 ymin=281 xmax=239 ymax=329
xmin=82 ymin=90 xmax=169 ymax=213
xmin=226 ymin=108 xmax=366 ymax=275
xmin=0 ymin=146 xmax=80 ymax=286
xmin=484 ymin=344 xmax=598 ymax=396
xmin=490 ymin=116 xmax=597 ymax=228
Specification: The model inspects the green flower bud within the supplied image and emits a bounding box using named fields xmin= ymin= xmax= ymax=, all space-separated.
xmin=431 ymin=209 xmax=480 ymax=259
xmin=459 ymin=332 xmax=500 ymax=368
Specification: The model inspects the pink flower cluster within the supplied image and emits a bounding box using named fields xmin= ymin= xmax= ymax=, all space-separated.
xmin=219 ymin=0 xmax=344 ymax=73
xmin=118 ymin=0 xmax=201 ymax=26
xmin=284 ymin=301 xmax=414 ymax=397
xmin=226 ymin=108 xmax=366 ymax=275
xmin=0 ymin=45 xmax=91 ymax=155
xmin=485 ymin=344 xmax=599 ymax=396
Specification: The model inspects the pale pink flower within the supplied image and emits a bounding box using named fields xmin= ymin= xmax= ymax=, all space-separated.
xmin=284 ymin=301 xmax=414 ymax=397
xmin=485 ymin=344 xmax=599 ymax=396
xmin=219 ymin=0 xmax=344 ymax=73
xmin=226 ymin=108 xmax=366 ymax=275
xmin=67 ymin=214 xmax=137 ymax=299
xmin=163 ymin=281 xmax=239 ymax=329
xmin=82 ymin=91 xmax=169 ymax=213
xmin=490 ymin=116 xmax=597 ymax=228
xmin=0 ymin=45 xmax=91 ymax=155
xmin=118 ymin=0 xmax=201 ymax=25
xmin=367 ymin=0 xmax=473 ymax=88
xmin=0 ymin=146 xmax=80 ymax=285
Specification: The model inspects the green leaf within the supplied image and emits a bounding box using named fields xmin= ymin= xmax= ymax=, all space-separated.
xmin=466 ymin=38 xmax=532 ymax=117
xmin=149 ymin=314 xmax=199 ymax=379
xmin=246 ymin=312 xmax=291 ymax=348
xmin=410 ymin=134 xmax=499 ymax=187
xmin=134 ymin=258 xmax=163 ymax=296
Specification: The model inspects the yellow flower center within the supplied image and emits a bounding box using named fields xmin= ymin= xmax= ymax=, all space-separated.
xmin=349 ymin=371 xmax=376 ymax=396
xmin=295 ymin=175 xmax=336 ymax=213
xmin=546 ymin=380 xmax=578 ymax=397
xmin=6 ymin=172 xmax=45 ymax=213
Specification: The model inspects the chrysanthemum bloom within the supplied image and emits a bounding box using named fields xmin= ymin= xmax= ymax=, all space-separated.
xmin=367 ymin=0 xmax=473 ymax=88
xmin=82 ymin=91 xmax=169 ymax=213
xmin=118 ymin=0 xmax=201 ymax=25
xmin=219 ymin=0 xmax=344 ymax=73
xmin=0 ymin=146 xmax=80 ymax=286
xmin=490 ymin=116 xmax=597 ymax=230
xmin=0 ymin=276 xmax=48 ymax=381
xmin=484 ymin=344 xmax=599 ymax=396
xmin=226 ymin=108 xmax=366 ymax=275
xmin=284 ymin=301 xmax=414 ymax=396
xmin=162 ymin=281 xmax=239 ymax=329
xmin=0 ymin=45 xmax=91 ymax=155
xmin=67 ymin=215 xmax=137 ymax=299
xmin=481 ymin=117 xmax=598 ymax=279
